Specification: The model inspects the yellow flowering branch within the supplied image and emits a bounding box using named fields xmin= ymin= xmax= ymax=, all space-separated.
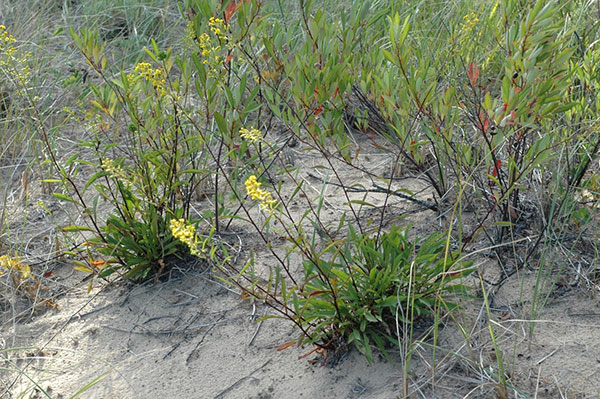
xmin=169 ymin=218 xmax=200 ymax=255
xmin=130 ymin=62 xmax=167 ymax=97
xmin=245 ymin=175 xmax=277 ymax=211
xmin=239 ymin=127 xmax=262 ymax=143
xmin=184 ymin=16 xmax=233 ymax=76
xmin=0 ymin=25 xmax=31 ymax=90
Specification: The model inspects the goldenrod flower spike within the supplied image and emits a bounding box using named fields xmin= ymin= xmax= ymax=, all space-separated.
xmin=239 ymin=127 xmax=262 ymax=143
xmin=0 ymin=25 xmax=31 ymax=86
xmin=245 ymin=175 xmax=277 ymax=211
xmin=101 ymin=158 xmax=129 ymax=185
xmin=133 ymin=62 xmax=167 ymax=96
xmin=169 ymin=218 xmax=199 ymax=255
xmin=186 ymin=16 xmax=233 ymax=70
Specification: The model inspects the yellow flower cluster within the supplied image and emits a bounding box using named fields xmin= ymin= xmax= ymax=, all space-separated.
xmin=170 ymin=218 xmax=199 ymax=255
xmin=461 ymin=12 xmax=479 ymax=36
xmin=0 ymin=254 xmax=31 ymax=280
xmin=489 ymin=1 xmax=500 ymax=19
xmin=0 ymin=25 xmax=16 ymax=48
xmin=239 ymin=127 xmax=262 ymax=143
xmin=245 ymin=175 xmax=277 ymax=211
xmin=0 ymin=25 xmax=31 ymax=86
xmin=133 ymin=62 xmax=166 ymax=96
xmin=209 ymin=17 xmax=225 ymax=36
xmin=193 ymin=17 xmax=232 ymax=69
xmin=101 ymin=158 xmax=129 ymax=186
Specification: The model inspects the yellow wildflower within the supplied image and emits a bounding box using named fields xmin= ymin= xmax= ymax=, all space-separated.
xmin=489 ymin=0 xmax=500 ymax=19
xmin=245 ymin=175 xmax=277 ymax=211
xmin=461 ymin=12 xmax=479 ymax=36
xmin=185 ymin=16 xmax=233 ymax=74
xmin=134 ymin=62 xmax=166 ymax=96
xmin=170 ymin=218 xmax=199 ymax=255
xmin=239 ymin=127 xmax=262 ymax=143
xmin=101 ymin=158 xmax=130 ymax=186
xmin=0 ymin=254 xmax=31 ymax=279
xmin=0 ymin=25 xmax=30 ymax=87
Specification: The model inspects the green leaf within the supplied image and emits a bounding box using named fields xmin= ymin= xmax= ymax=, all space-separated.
xmin=346 ymin=200 xmax=377 ymax=207
xmin=84 ymin=171 xmax=105 ymax=192
xmin=62 ymin=225 xmax=93 ymax=232
xmin=214 ymin=112 xmax=228 ymax=135
xmin=70 ymin=372 xmax=109 ymax=399
xmin=53 ymin=193 xmax=78 ymax=204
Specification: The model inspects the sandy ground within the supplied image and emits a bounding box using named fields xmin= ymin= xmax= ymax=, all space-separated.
xmin=4 ymin=267 xmax=403 ymax=399
xmin=2 ymin=136 xmax=600 ymax=398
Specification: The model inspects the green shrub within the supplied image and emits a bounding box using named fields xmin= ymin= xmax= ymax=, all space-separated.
xmin=53 ymin=30 xmax=217 ymax=281
xmin=295 ymin=225 xmax=472 ymax=362
xmin=49 ymin=1 xmax=267 ymax=281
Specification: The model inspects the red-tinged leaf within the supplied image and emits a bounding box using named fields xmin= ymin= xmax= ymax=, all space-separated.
xmin=434 ymin=125 xmax=440 ymax=133
xmin=442 ymin=270 xmax=462 ymax=278
xmin=277 ymin=341 xmax=296 ymax=351
xmin=380 ymin=95 xmax=385 ymax=104
xmin=43 ymin=271 xmax=54 ymax=278
xmin=308 ymin=290 xmax=330 ymax=297
xmin=467 ymin=62 xmax=479 ymax=87
xmin=332 ymin=87 xmax=339 ymax=99
xmin=467 ymin=62 xmax=473 ymax=82
xmin=224 ymin=3 xmax=236 ymax=23
xmin=314 ymin=105 xmax=323 ymax=115
xmin=483 ymin=117 xmax=489 ymax=133
xmin=491 ymin=159 xmax=501 ymax=178
xmin=225 ymin=54 xmax=233 ymax=64
xmin=224 ymin=0 xmax=248 ymax=24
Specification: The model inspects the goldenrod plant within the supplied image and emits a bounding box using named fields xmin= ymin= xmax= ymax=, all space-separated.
xmin=56 ymin=30 xmax=217 ymax=280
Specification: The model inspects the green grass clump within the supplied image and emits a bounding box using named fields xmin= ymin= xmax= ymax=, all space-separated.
xmin=296 ymin=225 xmax=472 ymax=363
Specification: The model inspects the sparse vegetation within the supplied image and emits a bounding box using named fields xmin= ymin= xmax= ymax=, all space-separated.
xmin=2 ymin=0 xmax=600 ymax=398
